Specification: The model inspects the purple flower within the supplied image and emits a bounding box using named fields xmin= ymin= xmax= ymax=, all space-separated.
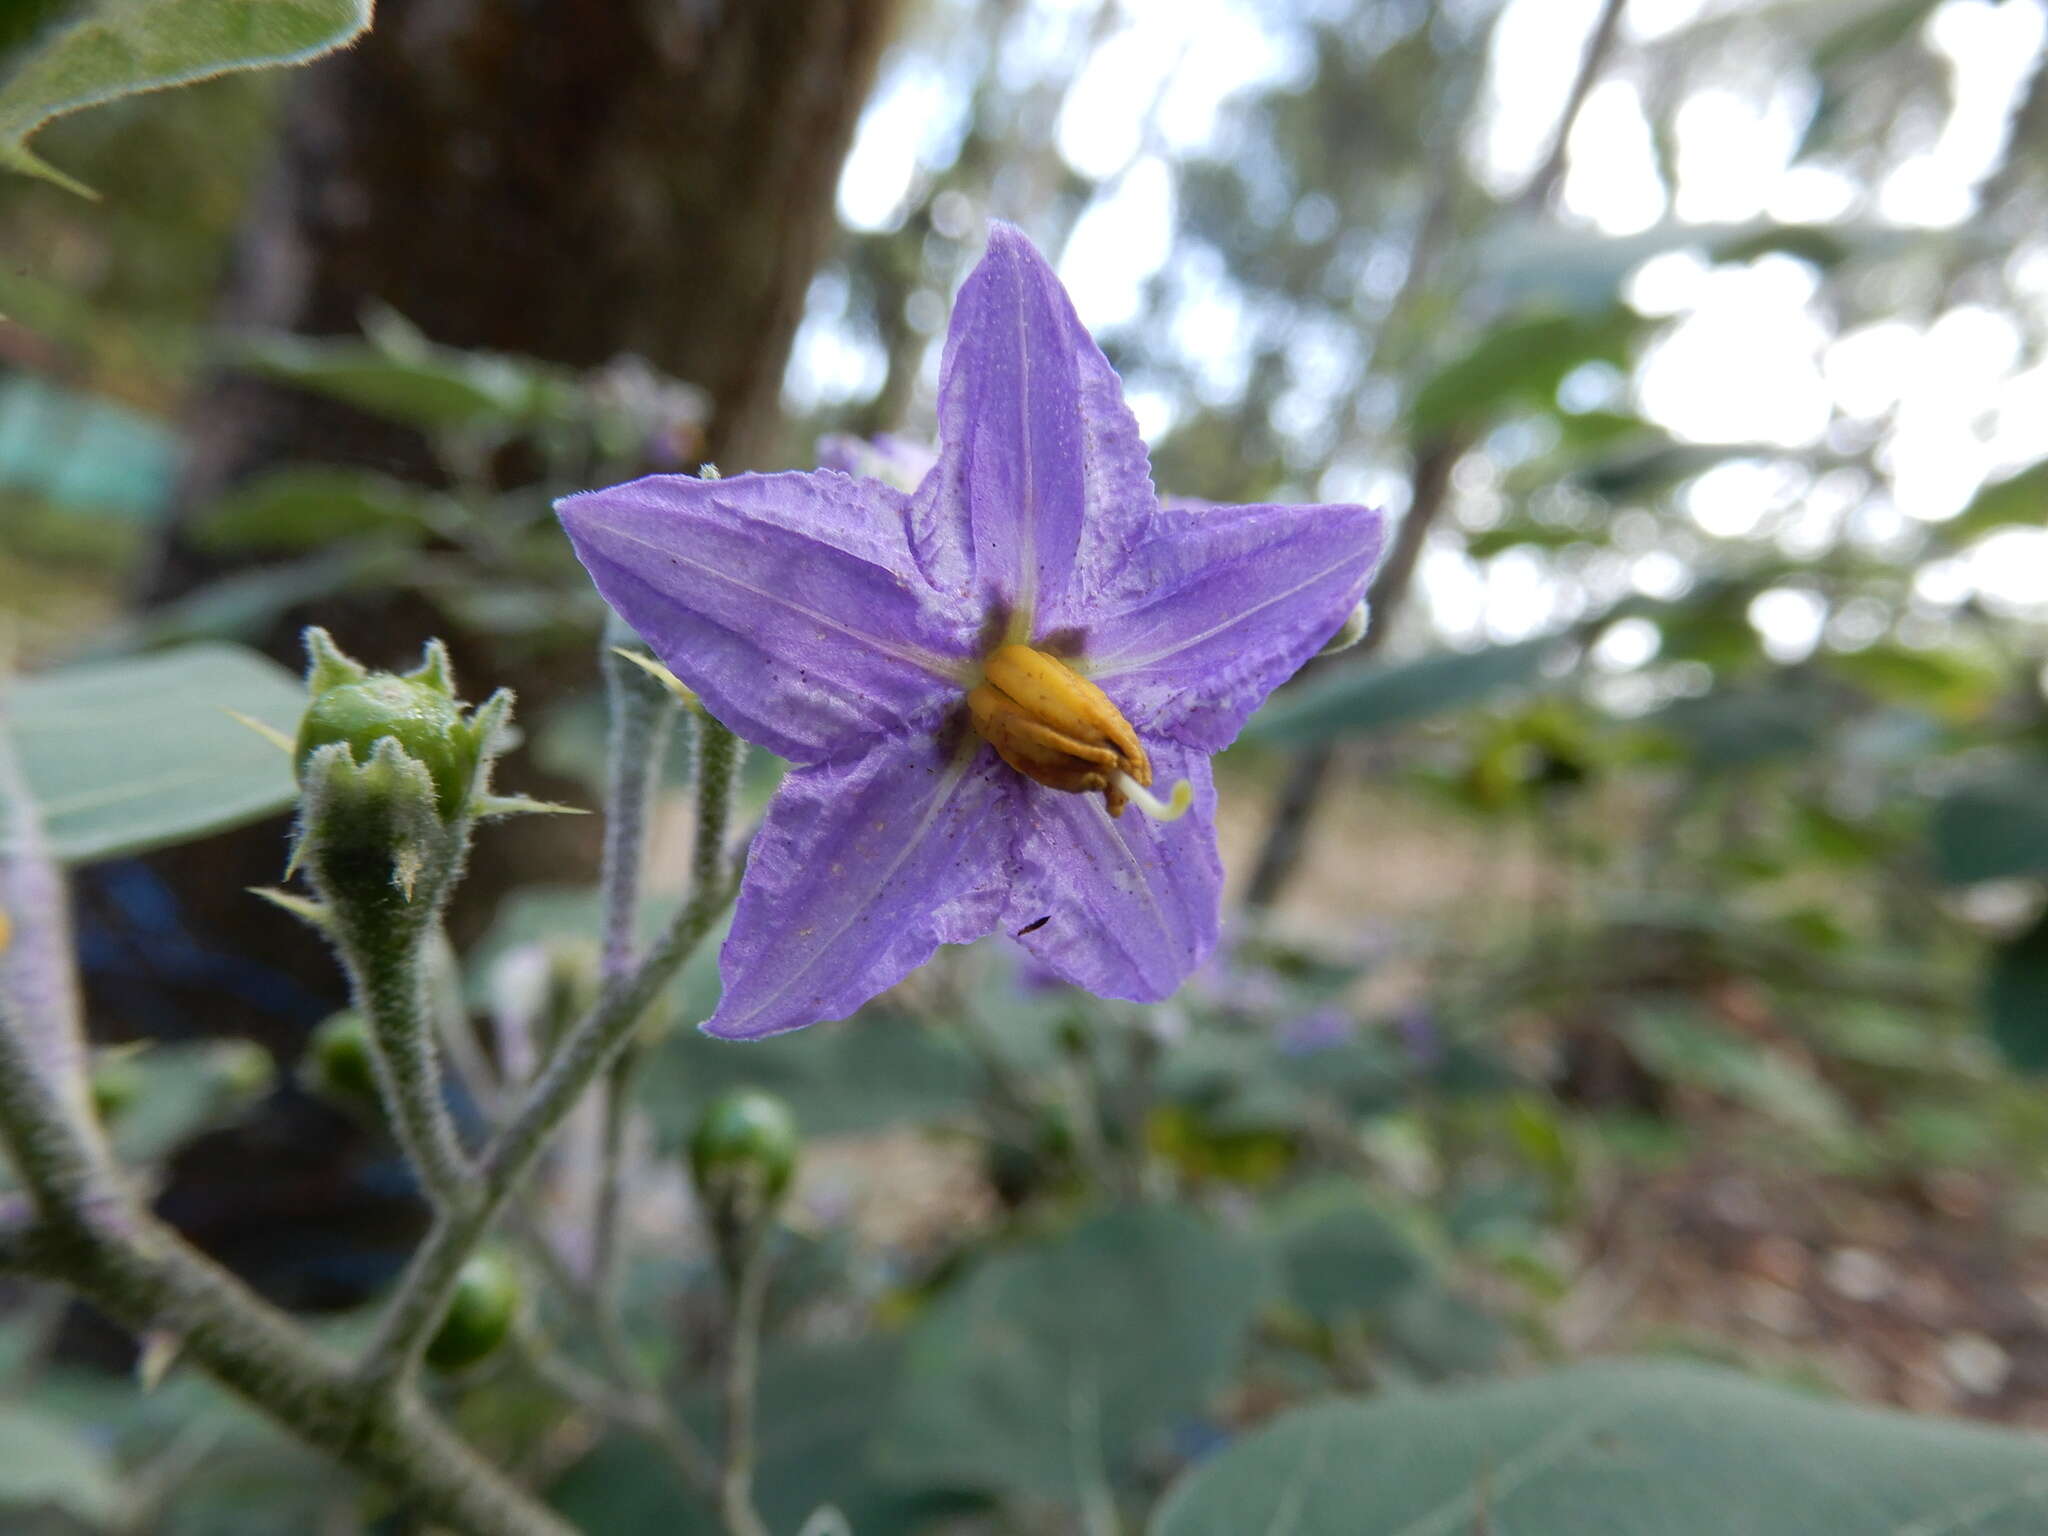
xmin=1275 ymin=1005 xmax=1354 ymax=1057
xmin=556 ymin=226 xmax=1385 ymax=1039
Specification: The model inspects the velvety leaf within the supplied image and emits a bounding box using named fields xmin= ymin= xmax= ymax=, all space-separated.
xmin=1247 ymin=636 xmax=1561 ymax=745
xmin=639 ymin=1005 xmax=982 ymax=1145
xmin=192 ymin=466 xmax=436 ymax=553
xmin=1930 ymin=761 xmax=2048 ymax=885
xmin=137 ymin=546 xmax=412 ymax=649
xmin=236 ymin=329 xmax=570 ymax=430
xmin=0 ymin=1401 xmax=121 ymax=1523
xmin=0 ymin=0 xmax=371 ymax=194
xmin=878 ymin=1205 xmax=1265 ymax=1500
xmin=1381 ymin=1282 xmax=1507 ymax=1377
xmin=11 ymin=643 xmax=305 ymax=862
xmin=551 ymin=1340 xmax=976 ymax=1534
xmin=108 ymin=1040 xmax=275 ymax=1166
xmin=1986 ymin=910 xmax=2048 ymax=1074
xmin=1268 ymin=1178 xmax=1435 ymax=1324
xmin=1150 ymin=1360 xmax=2048 ymax=1536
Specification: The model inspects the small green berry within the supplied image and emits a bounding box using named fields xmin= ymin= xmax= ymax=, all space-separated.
xmin=425 ymin=1251 xmax=522 ymax=1373
xmin=89 ymin=1055 xmax=145 ymax=1124
xmin=301 ymin=1011 xmax=379 ymax=1113
xmin=689 ymin=1089 xmax=800 ymax=1209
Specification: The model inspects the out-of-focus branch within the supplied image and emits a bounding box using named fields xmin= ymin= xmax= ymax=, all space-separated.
xmin=1242 ymin=434 xmax=1463 ymax=914
xmin=717 ymin=1232 xmax=773 ymax=1536
xmin=1520 ymin=0 xmax=1628 ymax=212
xmin=589 ymin=616 xmax=682 ymax=1308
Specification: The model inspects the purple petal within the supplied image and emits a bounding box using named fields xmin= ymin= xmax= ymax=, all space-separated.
xmin=1083 ymin=500 xmax=1387 ymax=752
xmin=1004 ymin=738 xmax=1221 ymax=1003
xmin=557 ymin=471 xmax=978 ymax=764
xmin=910 ymin=223 xmax=1157 ymax=630
xmin=705 ymin=736 xmax=1016 ymax=1039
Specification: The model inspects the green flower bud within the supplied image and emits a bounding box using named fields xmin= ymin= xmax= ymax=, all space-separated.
xmin=295 ymin=632 xmax=486 ymax=821
xmin=690 ymin=1088 xmax=799 ymax=1204
xmin=425 ymin=1250 xmax=522 ymax=1374
xmin=89 ymin=1053 xmax=145 ymax=1124
xmin=300 ymin=1011 xmax=380 ymax=1115
xmin=690 ymin=1090 xmax=799 ymax=1268
xmin=1315 ymin=600 xmax=1371 ymax=657
xmin=212 ymin=1040 xmax=277 ymax=1101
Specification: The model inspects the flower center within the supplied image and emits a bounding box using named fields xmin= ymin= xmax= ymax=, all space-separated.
xmin=966 ymin=645 xmax=1189 ymax=821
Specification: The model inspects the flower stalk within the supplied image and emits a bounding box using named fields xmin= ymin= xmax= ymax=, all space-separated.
xmin=291 ymin=633 xmax=503 ymax=1212
xmin=718 ymin=1233 xmax=773 ymax=1536
xmin=590 ymin=614 xmax=683 ymax=1304
xmin=353 ymin=712 xmax=745 ymax=1399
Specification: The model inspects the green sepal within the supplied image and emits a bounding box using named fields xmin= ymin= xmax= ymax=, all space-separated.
xmin=303 ymin=626 xmax=368 ymax=693
xmin=473 ymin=794 xmax=586 ymax=820
xmin=248 ymin=886 xmax=331 ymax=931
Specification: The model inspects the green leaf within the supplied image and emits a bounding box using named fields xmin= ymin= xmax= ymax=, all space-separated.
xmin=1410 ymin=309 xmax=1639 ymax=435
xmin=1942 ymin=460 xmax=2048 ymax=546
xmin=235 ymin=328 xmax=571 ymax=431
xmin=0 ymin=0 xmax=371 ymax=195
xmin=1247 ymin=636 xmax=1561 ymax=745
xmin=1570 ymin=441 xmax=1790 ymax=501
xmin=11 ymin=643 xmax=305 ymax=862
xmin=552 ymin=1340 xmax=975 ymax=1534
xmin=1930 ymin=760 xmax=2048 ymax=885
xmin=0 ymin=1400 xmax=121 ymax=1524
xmin=1824 ymin=643 xmax=1998 ymax=717
xmin=1268 ymin=1179 xmax=1435 ymax=1325
xmin=1986 ymin=910 xmax=2048 ymax=1074
xmin=640 ymin=1005 xmax=981 ymax=1144
xmin=879 ymin=1205 xmax=1265 ymax=1501
xmin=1625 ymin=1007 xmax=1850 ymax=1139
xmin=1150 ymin=1360 xmax=2048 ymax=1536
xmin=1479 ymin=219 xmax=1932 ymax=315
xmin=192 ymin=466 xmax=435 ymax=553
xmin=1652 ymin=683 xmax=1828 ymax=769
xmin=108 ymin=1039 xmax=275 ymax=1165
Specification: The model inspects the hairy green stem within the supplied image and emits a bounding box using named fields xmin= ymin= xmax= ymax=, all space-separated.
xmin=12 ymin=1216 xmax=572 ymax=1536
xmin=718 ymin=1233 xmax=773 ymax=1536
xmin=590 ymin=621 xmax=679 ymax=1303
xmin=356 ymin=717 xmax=744 ymax=1399
xmin=333 ymin=880 xmax=477 ymax=1212
xmin=0 ymin=710 xmax=568 ymax=1536
xmin=0 ymin=710 xmax=111 ymax=1219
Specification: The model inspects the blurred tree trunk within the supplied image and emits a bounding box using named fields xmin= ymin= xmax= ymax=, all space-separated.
xmin=157 ymin=0 xmax=897 ymax=600
xmin=119 ymin=0 xmax=896 ymax=1071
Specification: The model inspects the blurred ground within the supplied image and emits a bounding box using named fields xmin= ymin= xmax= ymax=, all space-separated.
xmin=792 ymin=759 xmax=2048 ymax=1432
